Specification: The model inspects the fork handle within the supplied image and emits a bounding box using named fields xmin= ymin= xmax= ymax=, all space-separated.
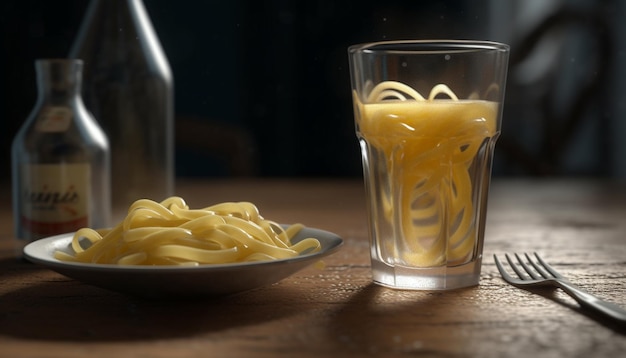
xmin=557 ymin=281 xmax=626 ymax=323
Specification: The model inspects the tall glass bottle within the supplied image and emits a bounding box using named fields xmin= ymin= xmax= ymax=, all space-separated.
xmin=11 ymin=59 xmax=111 ymax=256
xmin=69 ymin=0 xmax=174 ymax=210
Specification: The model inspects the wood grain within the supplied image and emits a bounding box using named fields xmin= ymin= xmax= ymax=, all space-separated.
xmin=1 ymin=179 xmax=625 ymax=357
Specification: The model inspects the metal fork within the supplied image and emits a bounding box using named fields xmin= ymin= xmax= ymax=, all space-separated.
xmin=494 ymin=253 xmax=626 ymax=323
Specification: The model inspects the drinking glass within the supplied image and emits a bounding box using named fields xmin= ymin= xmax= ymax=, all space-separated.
xmin=348 ymin=40 xmax=509 ymax=290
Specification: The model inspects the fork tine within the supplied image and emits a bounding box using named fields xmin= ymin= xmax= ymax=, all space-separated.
xmin=524 ymin=253 xmax=552 ymax=279
xmin=533 ymin=252 xmax=564 ymax=279
xmin=504 ymin=253 xmax=530 ymax=280
xmin=494 ymin=254 xmax=516 ymax=282
xmin=514 ymin=253 xmax=542 ymax=280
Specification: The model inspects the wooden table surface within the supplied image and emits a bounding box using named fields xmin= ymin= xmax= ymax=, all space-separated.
xmin=1 ymin=178 xmax=625 ymax=357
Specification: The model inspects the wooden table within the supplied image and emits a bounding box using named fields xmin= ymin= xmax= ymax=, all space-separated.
xmin=1 ymin=178 xmax=625 ymax=357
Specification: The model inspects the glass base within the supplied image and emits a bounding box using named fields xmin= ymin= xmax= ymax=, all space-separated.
xmin=371 ymin=256 xmax=482 ymax=290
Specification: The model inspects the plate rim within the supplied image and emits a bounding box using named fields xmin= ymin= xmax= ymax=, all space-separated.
xmin=23 ymin=225 xmax=344 ymax=273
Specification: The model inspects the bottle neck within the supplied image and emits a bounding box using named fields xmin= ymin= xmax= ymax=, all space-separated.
xmin=36 ymin=59 xmax=84 ymax=102
xmin=69 ymin=0 xmax=172 ymax=81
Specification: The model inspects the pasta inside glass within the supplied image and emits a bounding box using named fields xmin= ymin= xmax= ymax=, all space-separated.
xmin=355 ymin=81 xmax=501 ymax=289
xmin=356 ymin=81 xmax=498 ymax=267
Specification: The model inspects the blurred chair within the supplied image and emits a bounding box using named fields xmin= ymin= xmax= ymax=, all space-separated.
xmin=497 ymin=6 xmax=613 ymax=176
xmin=175 ymin=116 xmax=258 ymax=177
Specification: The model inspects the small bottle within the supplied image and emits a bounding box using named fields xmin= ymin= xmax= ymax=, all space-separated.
xmin=69 ymin=0 xmax=174 ymax=210
xmin=11 ymin=59 xmax=111 ymax=256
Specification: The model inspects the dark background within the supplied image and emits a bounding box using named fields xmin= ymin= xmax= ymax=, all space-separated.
xmin=2 ymin=0 xmax=625 ymax=180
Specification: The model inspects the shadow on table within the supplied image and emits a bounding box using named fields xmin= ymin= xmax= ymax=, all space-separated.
xmin=324 ymin=282 xmax=480 ymax=355
xmin=0 ymin=276 xmax=308 ymax=341
xmin=525 ymin=287 xmax=626 ymax=334
xmin=323 ymin=281 xmax=626 ymax=357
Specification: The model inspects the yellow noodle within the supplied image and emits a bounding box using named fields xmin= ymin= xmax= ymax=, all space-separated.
xmin=54 ymin=198 xmax=321 ymax=266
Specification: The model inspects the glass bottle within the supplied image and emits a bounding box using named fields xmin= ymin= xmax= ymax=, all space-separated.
xmin=11 ymin=59 xmax=111 ymax=256
xmin=69 ymin=0 xmax=174 ymax=210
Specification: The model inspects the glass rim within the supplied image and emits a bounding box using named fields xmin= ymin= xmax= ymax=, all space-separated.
xmin=348 ymin=39 xmax=509 ymax=55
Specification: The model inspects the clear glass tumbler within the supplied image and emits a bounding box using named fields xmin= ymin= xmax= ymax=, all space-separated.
xmin=348 ymin=40 xmax=509 ymax=290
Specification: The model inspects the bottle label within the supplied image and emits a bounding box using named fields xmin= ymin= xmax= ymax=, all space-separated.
xmin=19 ymin=163 xmax=90 ymax=238
xmin=35 ymin=106 xmax=73 ymax=132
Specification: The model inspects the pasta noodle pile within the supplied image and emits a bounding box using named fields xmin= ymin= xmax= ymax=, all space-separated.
xmin=355 ymin=81 xmax=498 ymax=267
xmin=54 ymin=197 xmax=321 ymax=265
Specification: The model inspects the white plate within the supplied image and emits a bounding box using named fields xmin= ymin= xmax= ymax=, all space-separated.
xmin=23 ymin=226 xmax=343 ymax=298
